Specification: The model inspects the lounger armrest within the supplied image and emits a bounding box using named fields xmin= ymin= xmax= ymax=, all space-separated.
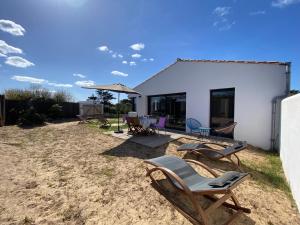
xmin=184 ymin=159 xmax=218 ymax=178
xmin=146 ymin=166 xmax=193 ymax=194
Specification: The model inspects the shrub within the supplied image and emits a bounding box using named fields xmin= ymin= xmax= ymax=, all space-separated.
xmin=18 ymin=107 xmax=46 ymax=126
xmin=53 ymin=90 xmax=73 ymax=103
xmin=30 ymin=97 xmax=56 ymax=115
xmin=5 ymin=89 xmax=35 ymax=101
xmin=48 ymin=104 xmax=63 ymax=119
xmin=4 ymin=87 xmax=76 ymax=124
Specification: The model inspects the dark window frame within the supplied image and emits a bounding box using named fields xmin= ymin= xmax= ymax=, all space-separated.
xmin=147 ymin=92 xmax=186 ymax=130
xmin=209 ymin=87 xmax=235 ymax=128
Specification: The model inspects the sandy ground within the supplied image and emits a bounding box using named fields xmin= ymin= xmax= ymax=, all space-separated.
xmin=0 ymin=122 xmax=299 ymax=225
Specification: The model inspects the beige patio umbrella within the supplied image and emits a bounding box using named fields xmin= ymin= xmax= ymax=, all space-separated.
xmin=84 ymin=83 xmax=140 ymax=133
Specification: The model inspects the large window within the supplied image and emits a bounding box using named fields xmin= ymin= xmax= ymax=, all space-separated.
xmin=148 ymin=93 xmax=186 ymax=130
xmin=210 ymin=88 xmax=235 ymax=128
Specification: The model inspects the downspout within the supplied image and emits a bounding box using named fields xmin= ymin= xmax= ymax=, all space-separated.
xmin=270 ymin=62 xmax=291 ymax=151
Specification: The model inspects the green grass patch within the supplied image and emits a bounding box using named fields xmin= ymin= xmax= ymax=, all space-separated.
xmin=87 ymin=119 xmax=128 ymax=132
xmin=242 ymin=152 xmax=292 ymax=198
xmin=107 ymin=118 xmax=121 ymax=124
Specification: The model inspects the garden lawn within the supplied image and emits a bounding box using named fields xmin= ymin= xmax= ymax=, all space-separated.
xmin=0 ymin=122 xmax=299 ymax=225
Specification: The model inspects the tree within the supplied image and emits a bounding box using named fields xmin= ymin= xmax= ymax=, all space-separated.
xmin=87 ymin=94 xmax=97 ymax=101
xmin=96 ymin=90 xmax=115 ymax=105
xmin=289 ymin=89 xmax=300 ymax=96
xmin=96 ymin=90 xmax=115 ymax=114
xmin=115 ymin=99 xmax=133 ymax=114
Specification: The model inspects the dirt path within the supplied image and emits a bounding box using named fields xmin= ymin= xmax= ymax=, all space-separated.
xmin=0 ymin=122 xmax=299 ymax=225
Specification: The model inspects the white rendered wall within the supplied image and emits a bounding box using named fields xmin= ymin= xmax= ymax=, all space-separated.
xmin=280 ymin=94 xmax=300 ymax=211
xmin=134 ymin=61 xmax=287 ymax=150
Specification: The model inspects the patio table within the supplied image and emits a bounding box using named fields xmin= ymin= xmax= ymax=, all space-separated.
xmin=139 ymin=117 xmax=157 ymax=129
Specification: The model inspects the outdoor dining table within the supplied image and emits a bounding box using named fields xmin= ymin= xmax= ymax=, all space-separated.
xmin=139 ymin=116 xmax=157 ymax=129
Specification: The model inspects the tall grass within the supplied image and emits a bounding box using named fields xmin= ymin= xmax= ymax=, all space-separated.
xmin=243 ymin=152 xmax=292 ymax=198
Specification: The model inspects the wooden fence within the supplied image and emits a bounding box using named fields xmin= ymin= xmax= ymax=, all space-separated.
xmin=0 ymin=95 xmax=5 ymax=127
xmin=2 ymin=97 xmax=79 ymax=125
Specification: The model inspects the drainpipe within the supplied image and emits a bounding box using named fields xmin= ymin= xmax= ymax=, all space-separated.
xmin=270 ymin=62 xmax=291 ymax=151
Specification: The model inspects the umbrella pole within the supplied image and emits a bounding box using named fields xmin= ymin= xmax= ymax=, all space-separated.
xmin=115 ymin=92 xmax=123 ymax=133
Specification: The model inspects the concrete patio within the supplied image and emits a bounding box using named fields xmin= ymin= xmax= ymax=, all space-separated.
xmin=105 ymin=129 xmax=185 ymax=148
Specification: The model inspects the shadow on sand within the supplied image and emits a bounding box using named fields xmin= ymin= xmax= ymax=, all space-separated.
xmin=100 ymin=138 xmax=168 ymax=160
xmin=100 ymin=135 xmax=256 ymax=225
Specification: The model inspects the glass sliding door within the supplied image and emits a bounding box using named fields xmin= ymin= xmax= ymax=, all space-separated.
xmin=210 ymin=88 xmax=235 ymax=129
xmin=148 ymin=93 xmax=186 ymax=130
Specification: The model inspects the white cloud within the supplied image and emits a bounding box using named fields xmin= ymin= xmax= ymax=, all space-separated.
xmin=249 ymin=10 xmax=266 ymax=15
xmin=122 ymin=60 xmax=128 ymax=64
xmin=213 ymin=7 xmax=231 ymax=17
xmin=213 ymin=6 xmax=235 ymax=31
xmin=0 ymin=40 xmax=23 ymax=55
xmin=130 ymin=43 xmax=145 ymax=51
xmin=129 ymin=61 xmax=136 ymax=66
xmin=0 ymin=20 xmax=25 ymax=36
xmin=73 ymin=73 xmax=86 ymax=78
xmin=11 ymin=75 xmax=73 ymax=88
xmin=11 ymin=75 xmax=46 ymax=84
xmin=272 ymin=0 xmax=300 ymax=8
xmin=218 ymin=21 xmax=236 ymax=31
xmin=5 ymin=56 xmax=34 ymax=68
xmin=98 ymin=45 xmax=109 ymax=52
xmin=98 ymin=45 xmax=125 ymax=60
xmin=48 ymin=82 xmax=73 ymax=88
xmin=142 ymin=58 xmax=154 ymax=62
xmin=132 ymin=53 xmax=141 ymax=58
xmin=0 ymin=53 xmax=7 ymax=58
xmin=111 ymin=70 xmax=128 ymax=77
xmin=75 ymin=80 xmax=95 ymax=87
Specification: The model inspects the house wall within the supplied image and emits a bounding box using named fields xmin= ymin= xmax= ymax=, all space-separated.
xmin=134 ymin=61 xmax=287 ymax=150
xmin=280 ymin=94 xmax=300 ymax=211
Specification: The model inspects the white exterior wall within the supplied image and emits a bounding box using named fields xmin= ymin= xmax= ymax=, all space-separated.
xmin=134 ymin=61 xmax=287 ymax=150
xmin=280 ymin=94 xmax=300 ymax=211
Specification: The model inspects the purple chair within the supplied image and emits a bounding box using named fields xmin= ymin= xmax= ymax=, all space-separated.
xmin=151 ymin=117 xmax=167 ymax=134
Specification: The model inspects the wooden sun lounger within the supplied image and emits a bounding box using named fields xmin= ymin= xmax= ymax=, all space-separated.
xmin=177 ymin=141 xmax=247 ymax=171
xmin=144 ymin=156 xmax=250 ymax=225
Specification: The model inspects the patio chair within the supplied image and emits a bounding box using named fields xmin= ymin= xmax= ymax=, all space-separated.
xmin=186 ymin=118 xmax=210 ymax=136
xmin=126 ymin=117 xmax=146 ymax=135
xmin=177 ymin=141 xmax=247 ymax=171
xmin=144 ymin=155 xmax=250 ymax=225
xmin=126 ymin=117 xmax=136 ymax=134
xmin=150 ymin=116 xmax=166 ymax=134
xmin=210 ymin=122 xmax=237 ymax=139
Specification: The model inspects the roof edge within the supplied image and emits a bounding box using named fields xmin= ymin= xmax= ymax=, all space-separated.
xmin=176 ymin=58 xmax=290 ymax=66
xmin=133 ymin=60 xmax=178 ymax=90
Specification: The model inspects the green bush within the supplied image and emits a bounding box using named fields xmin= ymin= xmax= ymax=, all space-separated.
xmin=18 ymin=107 xmax=46 ymax=126
xmin=4 ymin=87 xmax=75 ymax=124
xmin=31 ymin=97 xmax=56 ymax=115
xmin=48 ymin=104 xmax=63 ymax=119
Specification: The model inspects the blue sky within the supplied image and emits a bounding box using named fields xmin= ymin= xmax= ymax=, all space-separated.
xmin=0 ymin=0 xmax=299 ymax=101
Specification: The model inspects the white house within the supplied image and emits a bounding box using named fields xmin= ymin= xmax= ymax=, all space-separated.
xmin=131 ymin=59 xmax=291 ymax=150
